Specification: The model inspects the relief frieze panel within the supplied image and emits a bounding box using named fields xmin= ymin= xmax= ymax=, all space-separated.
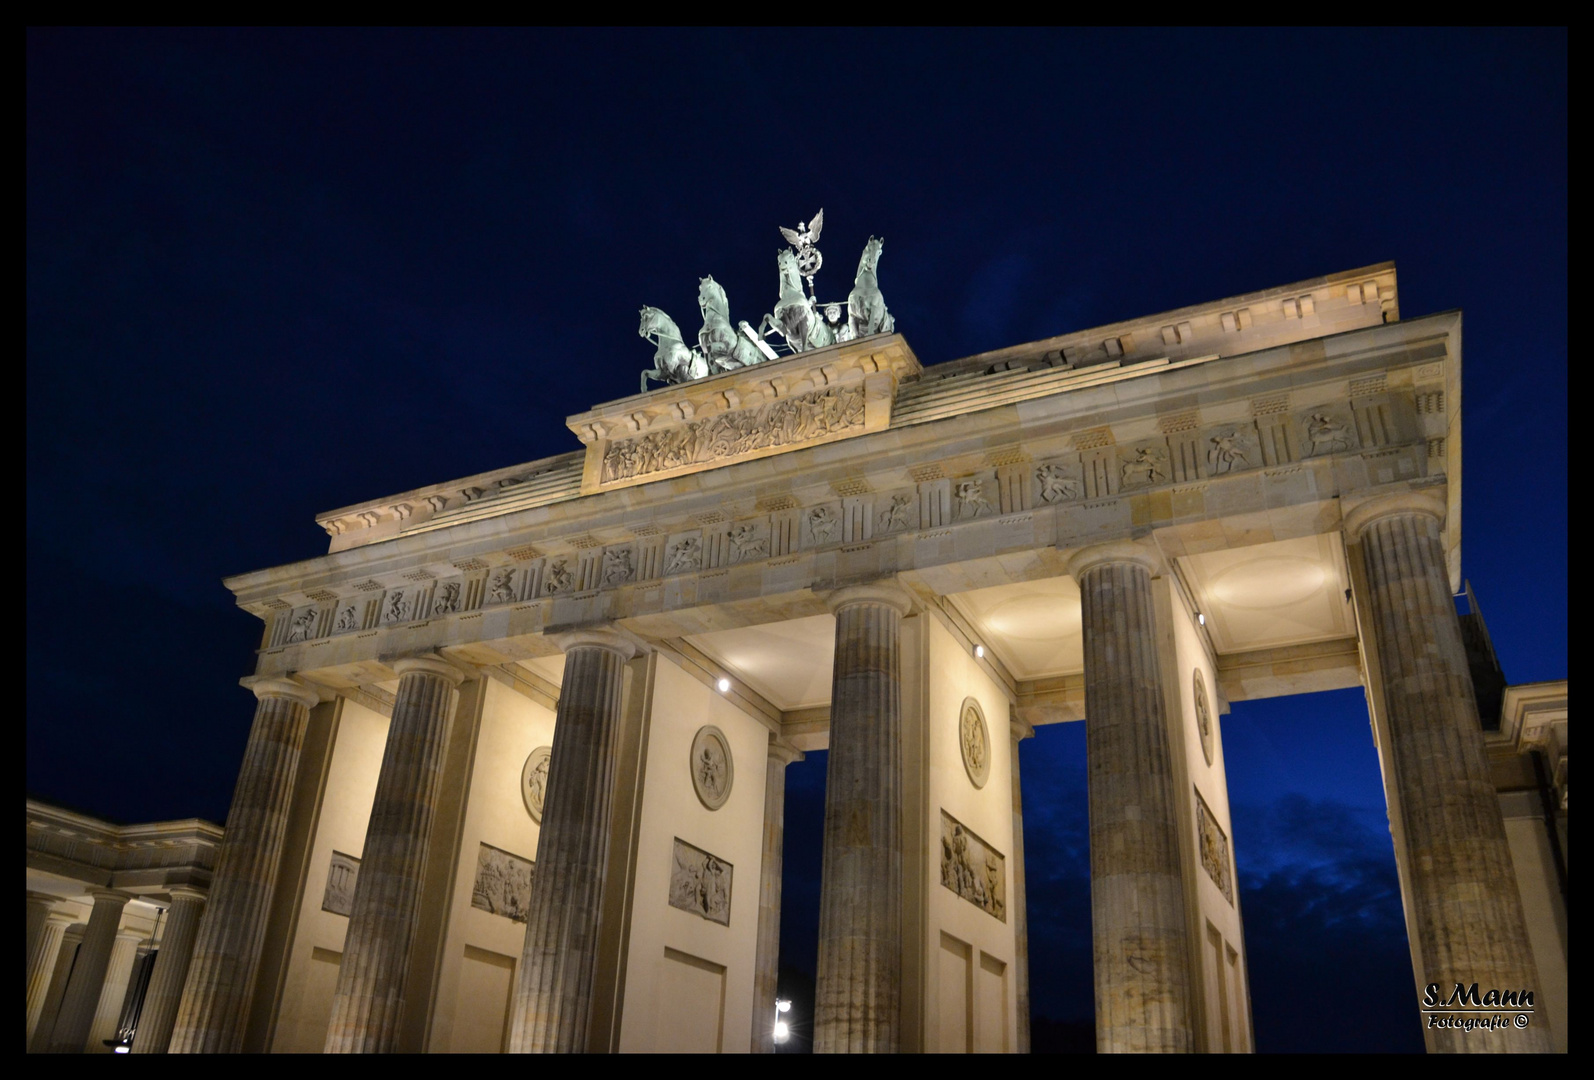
xmin=1117 ymin=438 xmax=1172 ymax=489
xmin=599 ymin=383 xmax=867 ymax=486
xmin=873 ymin=489 xmax=918 ymax=535
xmin=1295 ymin=404 xmax=1359 ymax=458
xmin=472 ymin=842 xmax=535 ymax=923
xmin=1033 ymin=459 xmax=1086 ymax=505
xmin=663 ymin=531 xmax=704 ymax=575
xmin=803 ymin=502 xmax=843 ymax=548
xmin=1195 ymin=788 xmax=1234 ymax=905
xmin=669 ymin=838 xmax=733 ymax=925
xmin=940 ymin=810 xmax=1006 ymax=921
xmin=1199 ymin=423 xmax=1262 ymax=477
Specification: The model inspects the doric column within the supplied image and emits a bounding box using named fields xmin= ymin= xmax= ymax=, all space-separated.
xmin=27 ymin=910 xmax=74 ymax=1046
xmin=27 ymin=892 xmax=54 ymax=973
xmin=752 ymin=738 xmax=804 ymax=1053
xmin=170 ymin=677 xmax=320 ymax=1054
xmin=814 ymin=583 xmax=913 ymax=1054
xmin=1009 ymin=716 xmax=1034 ymax=1054
xmin=88 ymin=928 xmax=144 ymax=1051
xmin=509 ymin=630 xmax=637 ymax=1053
xmin=129 ymin=886 xmax=207 ymax=1054
xmin=31 ymin=923 xmax=85 ymax=1052
xmin=324 ymin=655 xmax=466 ymax=1053
xmin=1345 ymin=493 xmax=1551 ymax=1053
xmin=44 ymin=890 xmax=130 ymax=1053
xmin=1068 ymin=541 xmax=1194 ymax=1053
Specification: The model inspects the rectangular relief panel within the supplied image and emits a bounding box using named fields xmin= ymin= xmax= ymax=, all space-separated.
xmin=940 ymin=810 xmax=1006 ymax=921
xmin=471 ymin=842 xmax=535 ymax=923
xmin=668 ymin=838 xmax=733 ymax=926
xmin=321 ymin=851 xmax=360 ymax=917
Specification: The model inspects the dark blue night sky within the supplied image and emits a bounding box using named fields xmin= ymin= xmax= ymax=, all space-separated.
xmin=27 ymin=29 xmax=1565 ymax=1053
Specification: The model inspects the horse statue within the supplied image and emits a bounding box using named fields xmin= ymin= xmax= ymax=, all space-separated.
xmin=639 ymin=305 xmax=707 ymax=391
xmin=847 ymin=236 xmax=895 ymax=340
xmin=696 ymin=276 xmax=765 ymax=374
xmin=759 ymin=249 xmax=834 ymax=353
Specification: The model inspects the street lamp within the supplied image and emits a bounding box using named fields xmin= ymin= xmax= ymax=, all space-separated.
xmin=773 ymin=998 xmax=791 ymax=1043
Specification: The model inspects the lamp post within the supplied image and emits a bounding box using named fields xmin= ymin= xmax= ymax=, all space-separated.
xmin=773 ymin=998 xmax=791 ymax=1046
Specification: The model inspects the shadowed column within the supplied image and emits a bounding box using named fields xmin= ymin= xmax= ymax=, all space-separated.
xmin=170 ymin=678 xmax=320 ymax=1054
xmin=130 ymin=886 xmax=207 ymax=1054
xmin=30 ymin=923 xmax=84 ymax=1052
xmin=27 ymin=903 xmax=72 ymax=1046
xmin=752 ymin=738 xmax=804 ymax=1053
xmin=1009 ymin=715 xmax=1034 ymax=1054
xmin=324 ymin=655 xmax=465 ymax=1053
xmin=1069 ymin=541 xmax=1194 ymax=1053
xmin=508 ymin=631 xmax=636 ymax=1053
xmin=1346 ymin=493 xmax=1551 ymax=1053
xmin=814 ymin=583 xmax=912 ymax=1054
xmin=44 ymin=890 xmax=129 ymax=1053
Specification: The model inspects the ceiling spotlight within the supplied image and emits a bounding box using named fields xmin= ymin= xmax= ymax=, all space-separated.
xmin=716 ymin=677 xmax=731 ymax=693
xmin=777 ymin=999 xmax=791 ymax=1013
xmin=974 ymin=644 xmax=985 ymax=659
xmin=1197 ymin=612 xmax=1206 ymax=626
xmin=773 ymin=1020 xmax=789 ymax=1041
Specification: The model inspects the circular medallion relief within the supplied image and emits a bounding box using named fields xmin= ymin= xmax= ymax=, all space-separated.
xmin=521 ymin=746 xmax=552 ymax=824
xmin=690 ymin=725 xmax=734 ymax=811
xmin=1193 ymin=669 xmax=1214 ymax=766
xmin=959 ymin=697 xmax=991 ymax=789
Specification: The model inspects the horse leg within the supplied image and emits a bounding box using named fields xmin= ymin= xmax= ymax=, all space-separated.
xmin=642 ymin=367 xmax=660 ymax=392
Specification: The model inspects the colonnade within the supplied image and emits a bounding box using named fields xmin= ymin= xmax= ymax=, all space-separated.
xmin=30 ymin=496 xmax=1539 ymax=1053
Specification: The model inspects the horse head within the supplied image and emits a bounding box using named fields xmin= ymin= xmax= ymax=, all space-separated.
xmin=697 ymin=275 xmax=729 ymax=320
xmin=639 ymin=305 xmax=679 ymax=341
xmin=857 ymin=236 xmax=884 ymax=279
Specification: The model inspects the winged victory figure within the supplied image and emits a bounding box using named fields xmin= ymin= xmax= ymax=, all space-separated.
xmin=779 ymin=208 xmax=824 ymax=292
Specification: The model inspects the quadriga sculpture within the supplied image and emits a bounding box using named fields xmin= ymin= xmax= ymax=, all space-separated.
xmin=638 ymin=305 xmax=708 ymax=392
xmin=847 ymin=235 xmax=895 ymax=339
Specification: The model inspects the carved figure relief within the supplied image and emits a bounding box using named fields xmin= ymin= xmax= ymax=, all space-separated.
xmin=959 ymin=696 xmax=991 ymax=789
xmin=690 ymin=725 xmax=734 ymax=810
xmin=544 ymin=559 xmax=574 ymax=594
xmin=807 ymin=505 xmax=839 ymax=544
xmin=1304 ymin=410 xmax=1355 ymax=455
xmin=940 ymin=811 xmax=1005 ymax=921
xmin=489 ymin=568 xmax=517 ymax=603
xmin=1120 ymin=446 xmax=1169 ymax=486
xmin=471 ymin=843 xmax=535 ymax=923
xmin=1195 ymin=790 xmax=1234 ymax=904
xmin=727 ymin=525 xmax=767 ymax=563
xmin=383 ymin=590 xmax=408 ymax=624
xmin=1206 ymin=430 xmax=1251 ymax=475
xmin=664 ymin=534 xmax=702 ymax=575
xmin=877 ymin=492 xmax=915 ymax=533
xmin=668 ymin=838 xmax=732 ymax=925
xmin=432 ymin=581 xmax=461 ymax=615
xmin=1193 ymin=668 xmax=1214 ymax=766
xmin=954 ymin=479 xmax=992 ymax=519
xmin=602 ymin=547 xmax=634 ymax=585
xmin=335 ymin=605 xmax=359 ymax=632
xmin=286 ymin=608 xmax=317 ymax=643
xmin=521 ymin=746 xmax=552 ymax=824
xmin=601 ymin=384 xmax=866 ymax=484
xmin=1035 ymin=463 xmax=1083 ymax=504
xmin=322 ymin=851 xmax=360 ymax=917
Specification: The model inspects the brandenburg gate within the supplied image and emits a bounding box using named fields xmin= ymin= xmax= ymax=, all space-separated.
xmin=30 ymin=220 xmax=1563 ymax=1053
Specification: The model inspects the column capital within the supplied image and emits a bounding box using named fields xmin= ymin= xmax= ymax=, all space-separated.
xmin=552 ymin=628 xmax=639 ymax=660
xmin=390 ymin=653 xmax=468 ymax=686
xmin=1010 ymin=716 xmax=1035 ymax=743
xmin=768 ymin=737 xmax=805 ymax=767
xmin=45 ymin=910 xmax=77 ymax=927
xmin=250 ymin=677 xmax=322 ymax=710
xmin=822 ymin=580 xmax=916 ymax=616
xmin=1065 ymin=538 xmax=1163 ymax=581
xmin=28 ymin=889 xmax=60 ymax=906
xmin=166 ymin=885 xmax=209 ymax=904
xmin=1342 ymin=489 xmax=1446 ymax=543
xmin=88 ymin=888 xmax=132 ymax=907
